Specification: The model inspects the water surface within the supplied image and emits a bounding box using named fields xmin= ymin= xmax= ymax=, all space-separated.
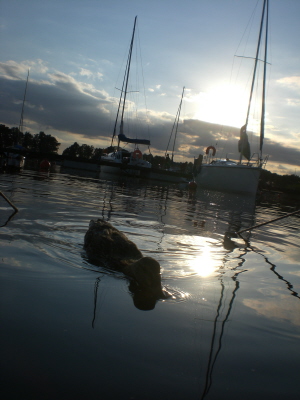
xmin=1 ymin=169 xmax=299 ymax=399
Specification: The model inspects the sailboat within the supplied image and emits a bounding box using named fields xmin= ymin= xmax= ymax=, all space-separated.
xmin=3 ymin=70 xmax=29 ymax=170
xmin=100 ymin=16 xmax=152 ymax=176
xmin=195 ymin=0 xmax=269 ymax=194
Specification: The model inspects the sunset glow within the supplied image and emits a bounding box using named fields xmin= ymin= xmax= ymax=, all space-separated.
xmin=193 ymin=84 xmax=250 ymax=128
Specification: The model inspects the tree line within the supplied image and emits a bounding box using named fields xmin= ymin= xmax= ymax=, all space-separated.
xmin=260 ymin=169 xmax=300 ymax=194
xmin=62 ymin=141 xmax=103 ymax=160
xmin=0 ymin=124 xmax=60 ymax=154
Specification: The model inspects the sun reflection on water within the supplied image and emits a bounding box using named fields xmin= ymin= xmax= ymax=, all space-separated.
xmin=188 ymin=237 xmax=222 ymax=278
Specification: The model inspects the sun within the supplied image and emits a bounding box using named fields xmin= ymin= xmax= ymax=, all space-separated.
xmin=193 ymin=83 xmax=249 ymax=128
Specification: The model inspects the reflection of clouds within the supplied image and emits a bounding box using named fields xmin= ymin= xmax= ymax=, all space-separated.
xmin=254 ymin=240 xmax=300 ymax=266
xmin=243 ymin=295 xmax=300 ymax=326
xmin=290 ymin=270 xmax=300 ymax=277
xmin=2 ymin=257 xmax=24 ymax=269
xmin=282 ymin=246 xmax=300 ymax=265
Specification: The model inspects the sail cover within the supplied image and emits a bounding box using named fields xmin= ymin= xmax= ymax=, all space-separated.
xmin=118 ymin=133 xmax=150 ymax=146
xmin=238 ymin=124 xmax=251 ymax=161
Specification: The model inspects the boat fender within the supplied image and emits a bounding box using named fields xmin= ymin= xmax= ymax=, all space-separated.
xmin=205 ymin=146 xmax=216 ymax=156
xmin=132 ymin=149 xmax=143 ymax=160
xmin=188 ymin=181 xmax=197 ymax=191
xmin=40 ymin=159 xmax=51 ymax=170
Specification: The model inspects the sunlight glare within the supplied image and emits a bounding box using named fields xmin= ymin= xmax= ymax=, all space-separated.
xmin=189 ymin=245 xmax=219 ymax=278
xmin=193 ymin=84 xmax=248 ymax=128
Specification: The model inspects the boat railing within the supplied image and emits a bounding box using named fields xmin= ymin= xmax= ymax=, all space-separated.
xmin=260 ymin=155 xmax=269 ymax=168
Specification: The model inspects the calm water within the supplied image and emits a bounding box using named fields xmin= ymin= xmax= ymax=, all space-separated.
xmin=1 ymin=169 xmax=299 ymax=400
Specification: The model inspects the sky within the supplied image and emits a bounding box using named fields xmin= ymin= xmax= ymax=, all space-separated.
xmin=0 ymin=0 xmax=299 ymax=176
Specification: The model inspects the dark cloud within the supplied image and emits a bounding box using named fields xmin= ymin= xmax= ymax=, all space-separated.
xmin=0 ymin=71 xmax=113 ymax=139
xmin=263 ymin=138 xmax=300 ymax=167
xmin=1 ymin=64 xmax=299 ymax=175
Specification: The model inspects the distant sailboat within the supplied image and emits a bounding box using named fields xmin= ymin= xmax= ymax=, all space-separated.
xmin=101 ymin=16 xmax=152 ymax=174
xmin=5 ymin=69 xmax=29 ymax=169
xmin=195 ymin=0 xmax=269 ymax=194
xmin=100 ymin=18 xmax=191 ymax=183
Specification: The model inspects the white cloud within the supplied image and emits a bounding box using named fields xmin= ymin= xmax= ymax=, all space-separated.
xmin=79 ymin=68 xmax=93 ymax=78
xmin=79 ymin=68 xmax=103 ymax=80
xmin=277 ymin=76 xmax=300 ymax=90
xmin=287 ymin=98 xmax=300 ymax=106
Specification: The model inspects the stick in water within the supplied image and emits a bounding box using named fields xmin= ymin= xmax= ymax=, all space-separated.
xmin=0 ymin=191 xmax=18 ymax=212
xmin=237 ymin=209 xmax=300 ymax=234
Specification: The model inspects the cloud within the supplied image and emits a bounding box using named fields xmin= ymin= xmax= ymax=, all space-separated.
xmin=0 ymin=64 xmax=112 ymax=145
xmin=148 ymin=84 xmax=162 ymax=93
xmin=0 ymin=59 xmax=49 ymax=80
xmin=276 ymin=75 xmax=300 ymax=115
xmin=287 ymin=98 xmax=300 ymax=107
xmin=0 ymin=60 xmax=29 ymax=80
xmin=79 ymin=68 xmax=103 ymax=80
xmin=79 ymin=68 xmax=93 ymax=78
xmin=277 ymin=76 xmax=300 ymax=89
xmin=0 ymin=60 xmax=300 ymax=174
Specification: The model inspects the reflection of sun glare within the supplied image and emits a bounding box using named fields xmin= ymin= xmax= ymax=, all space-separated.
xmin=189 ymin=245 xmax=220 ymax=278
xmin=193 ymin=84 xmax=249 ymax=128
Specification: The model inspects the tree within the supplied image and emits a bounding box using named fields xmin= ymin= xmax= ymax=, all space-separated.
xmin=22 ymin=132 xmax=34 ymax=149
xmin=0 ymin=125 xmax=60 ymax=153
xmin=0 ymin=125 xmax=20 ymax=148
xmin=62 ymin=142 xmax=81 ymax=158
xmin=78 ymin=144 xmax=94 ymax=159
xmin=92 ymin=148 xmax=103 ymax=160
xmin=62 ymin=142 xmax=103 ymax=160
xmin=32 ymin=131 xmax=60 ymax=153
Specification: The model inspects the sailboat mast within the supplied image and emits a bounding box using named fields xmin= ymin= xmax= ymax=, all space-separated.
xmin=260 ymin=0 xmax=268 ymax=157
xmin=171 ymin=86 xmax=185 ymax=162
xmin=111 ymin=57 xmax=130 ymax=146
xmin=244 ymin=0 xmax=267 ymax=128
xmin=18 ymin=69 xmax=30 ymax=135
xmin=120 ymin=16 xmax=137 ymax=137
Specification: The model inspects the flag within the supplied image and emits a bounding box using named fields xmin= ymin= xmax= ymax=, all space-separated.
xmin=238 ymin=124 xmax=251 ymax=161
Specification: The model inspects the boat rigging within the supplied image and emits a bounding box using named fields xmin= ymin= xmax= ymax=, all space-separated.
xmin=165 ymin=86 xmax=185 ymax=164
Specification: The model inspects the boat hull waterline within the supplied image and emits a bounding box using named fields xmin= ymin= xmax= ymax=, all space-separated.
xmin=100 ymin=161 xmax=191 ymax=183
xmin=196 ymin=164 xmax=261 ymax=194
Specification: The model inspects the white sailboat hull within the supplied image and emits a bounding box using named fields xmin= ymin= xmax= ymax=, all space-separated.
xmin=3 ymin=152 xmax=25 ymax=169
xmin=196 ymin=164 xmax=261 ymax=194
